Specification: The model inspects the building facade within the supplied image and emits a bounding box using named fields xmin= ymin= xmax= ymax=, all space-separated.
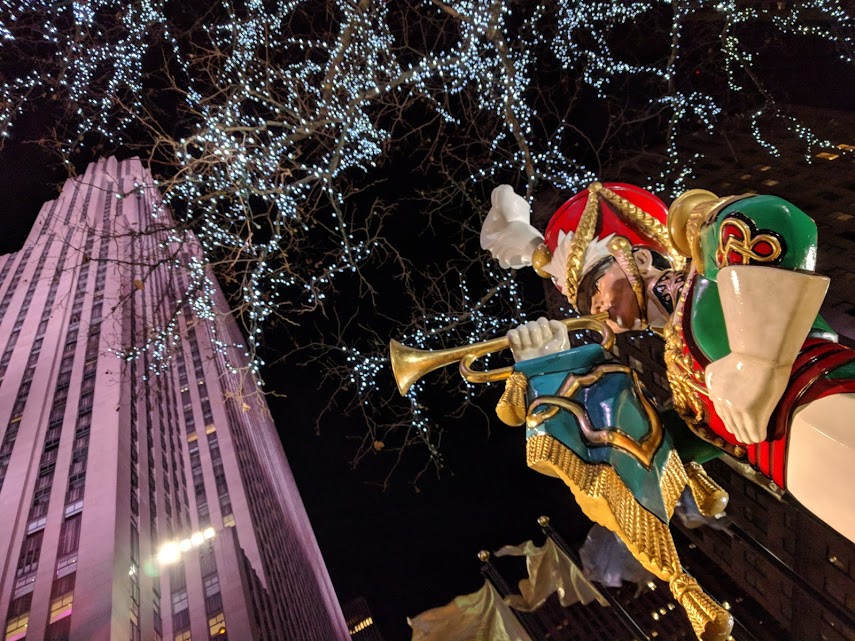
xmin=0 ymin=157 xmax=350 ymax=641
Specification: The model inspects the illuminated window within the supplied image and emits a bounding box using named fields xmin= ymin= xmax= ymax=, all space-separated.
xmin=208 ymin=613 xmax=226 ymax=637
xmin=816 ymin=152 xmax=839 ymax=160
xmin=49 ymin=592 xmax=73 ymax=623
xmin=349 ymin=617 xmax=374 ymax=634
xmin=174 ymin=632 xmax=191 ymax=641
xmin=172 ymin=589 xmax=188 ymax=612
xmin=5 ymin=614 xmax=28 ymax=641
xmin=222 ymin=514 xmax=235 ymax=528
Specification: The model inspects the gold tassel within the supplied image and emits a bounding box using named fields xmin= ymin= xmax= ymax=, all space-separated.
xmin=669 ymin=572 xmax=734 ymax=641
xmin=685 ymin=462 xmax=729 ymax=517
xmin=496 ymin=371 xmax=528 ymax=427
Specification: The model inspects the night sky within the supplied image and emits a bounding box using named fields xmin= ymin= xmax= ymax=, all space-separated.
xmin=0 ymin=128 xmax=593 ymax=640
xmin=1 ymin=16 xmax=854 ymax=641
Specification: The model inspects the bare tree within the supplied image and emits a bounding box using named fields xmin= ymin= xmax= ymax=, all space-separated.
xmin=0 ymin=0 xmax=852 ymax=486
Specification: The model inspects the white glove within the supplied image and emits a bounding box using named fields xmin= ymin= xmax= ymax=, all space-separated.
xmin=705 ymin=355 xmax=790 ymax=444
xmin=481 ymin=185 xmax=544 ymax=269
xmin=508 ymin=317 xmax=569 ymax=363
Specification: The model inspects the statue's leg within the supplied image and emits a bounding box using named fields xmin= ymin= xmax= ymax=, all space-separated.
xmin=787 ymin=393 xmax=855 ymax=543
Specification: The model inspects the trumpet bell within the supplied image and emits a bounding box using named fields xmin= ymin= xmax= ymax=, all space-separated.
xmin=389 ymin=339 xmax=444 ymax=396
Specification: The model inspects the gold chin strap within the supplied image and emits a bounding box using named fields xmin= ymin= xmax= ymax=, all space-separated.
xmin=606 ymin=235 xmax=647 ymax=328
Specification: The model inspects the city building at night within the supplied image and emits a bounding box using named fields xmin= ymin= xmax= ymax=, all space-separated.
xmin=0 ymin=157 xmax=350 ymax=641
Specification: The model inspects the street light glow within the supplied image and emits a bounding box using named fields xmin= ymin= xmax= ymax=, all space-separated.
xmin=156 ymin=528 xmax=217 ymax=565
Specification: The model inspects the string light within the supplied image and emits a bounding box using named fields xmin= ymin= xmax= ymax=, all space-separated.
xmin=1 ymin=0 xmax=851 ymax=470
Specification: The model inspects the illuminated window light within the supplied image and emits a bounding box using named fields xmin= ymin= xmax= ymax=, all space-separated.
xmin=5 ymin=614 xmax=28 ymax=641
xmin=349 ymin=617 xmax=374 ymax=634
xmin=762 ymin=179 xmax=779 ymax=187
xmin=816 ymin=152 xmax=839 ymax=160
xmin=209 ymin=613 xmax=226 ymax=636
xmin=836 ymin=144 xmax=855 ymax=151
xmin=49 ymin=592 xmax=74 ymax=624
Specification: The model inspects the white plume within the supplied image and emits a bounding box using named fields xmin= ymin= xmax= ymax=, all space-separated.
xmin=481 ymin=185 xmax=544 ymax=270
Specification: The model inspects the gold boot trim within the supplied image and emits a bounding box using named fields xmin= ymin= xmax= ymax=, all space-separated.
xmin=685 ymin=461 xmax=729 ymax=517
xmin=669 ymin=573 xmax=734 ymax=641
xmin=496 ymin=371 xmax=528 ymax=427
xmin=526 ymin=433 xmax=686 ymax=580
xmin=526 ymin=434 xmax=732 ymax=641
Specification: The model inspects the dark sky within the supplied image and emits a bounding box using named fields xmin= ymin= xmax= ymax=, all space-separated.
xmin=0 ymin=124 xmax=590 ymax=641
xmin=1 ymin=24 xmax=854 ymax=641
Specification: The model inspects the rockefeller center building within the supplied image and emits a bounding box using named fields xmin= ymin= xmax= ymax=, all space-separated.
xmin=0 ymin=157 xmax=349 ymax=641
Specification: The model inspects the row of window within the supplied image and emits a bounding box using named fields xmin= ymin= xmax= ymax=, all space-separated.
xmin=3 ymin=185 xmax=99 ymax=640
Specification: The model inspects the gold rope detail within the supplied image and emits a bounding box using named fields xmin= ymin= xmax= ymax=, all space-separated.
xmin=495 ymin=371 xmax=528 ymax=427
xmin=564 ymin=183 xmax=602 ymax=306
xmin=599 ymin=185 xmax=686 ymax=271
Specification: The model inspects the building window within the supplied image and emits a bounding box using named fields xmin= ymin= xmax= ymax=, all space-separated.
xmin=171 ymin=588 xmax=188 ymax=613
xmin=17 ymin=530 xmax=44 ymax=576
xmin=208 ymin=613 xmax=226 ymax=638
xmin=49 ymin=592 xmax=73 ymax=623
xmin=55 ymin=552 xmax=78 ymax=578
xmin=58 ymin=515 xmax=82 ymax=556
xmin=174 ymin=631 xmax=191 ymax=641
xmin=4 ymin=613 xmax=28 ymax=641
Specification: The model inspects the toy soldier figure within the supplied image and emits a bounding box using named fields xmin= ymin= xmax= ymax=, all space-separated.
xmin=477 ymin=181 xmax=855 ymax=640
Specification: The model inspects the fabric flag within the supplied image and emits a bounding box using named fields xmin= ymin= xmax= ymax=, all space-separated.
xmin=494 ymin=538 xmax=609 ymax=612
xmin=579 ymin=524 xmax=656 ymax=590
xmin=408 ymin=581 xmax=532 ymax=641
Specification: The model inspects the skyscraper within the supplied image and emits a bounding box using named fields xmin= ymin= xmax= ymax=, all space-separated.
xmin=0 ymin=157 xmax=350 ymax=641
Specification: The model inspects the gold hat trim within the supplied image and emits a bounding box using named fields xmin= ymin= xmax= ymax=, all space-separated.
xmin=563 ymin=183 xmax=685 ymax=307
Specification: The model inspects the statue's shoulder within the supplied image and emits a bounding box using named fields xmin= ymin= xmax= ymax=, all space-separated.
xmin=698 ymin=195 xmax=818 ymax=279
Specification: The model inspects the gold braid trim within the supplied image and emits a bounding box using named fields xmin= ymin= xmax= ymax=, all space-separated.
xmin=527 ymin=433 xmax=733 ymax=641
xmin=495 ymin=371 xmax=528 ymax=427
xmin=564 ymin=183 xmax=602 ymax=306
xmin=599 ymin=185 xmax=686 ymax=271
xmin=526 ymin=433 xmax=685 ymax=580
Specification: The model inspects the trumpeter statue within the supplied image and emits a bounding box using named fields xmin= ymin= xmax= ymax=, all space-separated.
xmin=390 ymin=181 xmax=855 ymax=641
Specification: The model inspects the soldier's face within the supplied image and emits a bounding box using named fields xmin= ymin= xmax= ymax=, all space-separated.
xmin=589 ymin=262 xmax=641 ymax=333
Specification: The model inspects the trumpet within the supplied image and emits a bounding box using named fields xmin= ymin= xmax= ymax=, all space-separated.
xmin=389 ymin=314 xmax=614 ymax=396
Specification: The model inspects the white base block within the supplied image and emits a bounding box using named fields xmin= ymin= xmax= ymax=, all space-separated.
xmin=788 ymin=393 xmax=855 ymax=543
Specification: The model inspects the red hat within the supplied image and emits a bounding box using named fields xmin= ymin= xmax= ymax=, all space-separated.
xmin=537 ymin=182 xmax=681 ymax=306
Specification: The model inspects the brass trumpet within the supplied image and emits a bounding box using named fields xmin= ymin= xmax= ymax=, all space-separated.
xmin=389 ymin=314 xmax=614 ymax=396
